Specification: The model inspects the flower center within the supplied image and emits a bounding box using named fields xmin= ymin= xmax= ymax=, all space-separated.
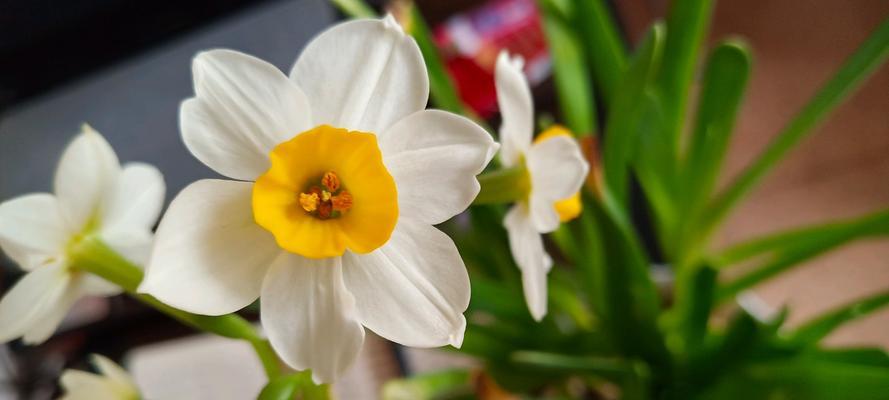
xmin=252 ymin=125 xmax=399 ymax=259
xmin=298 ymin=171 xmax=354 ymax=219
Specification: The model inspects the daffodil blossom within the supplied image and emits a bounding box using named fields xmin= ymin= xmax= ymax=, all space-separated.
xmin=139 ymin=15 xmax=498 ymax=383
xmin=0 ymin=126 xmax=165 ymax=344
xmin=60 ymin=354 xmax=140 ymax=400
xmin=494 ymin=51 xmax=589 ymax=321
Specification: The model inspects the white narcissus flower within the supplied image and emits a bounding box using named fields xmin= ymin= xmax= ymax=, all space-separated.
xmin=60 ymin=354 xmax=140 ymax=400
xmin=138 ymin=15 xmax=498 ymax=383
xmin=494 ymin=51 xmax=589 ymax=321
xmin=0 ymin=126 xmax=165 ymax=344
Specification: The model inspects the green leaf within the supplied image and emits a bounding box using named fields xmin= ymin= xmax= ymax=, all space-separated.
xmin=791 ymin=289 xmax=889 ymax=345
xmin=715 ymin=210 xmax=889 ymax=302
xmin=711 ymin=209 xmax=889 ymax=268
xmin=328 ymin=0 xmax=375 ymax=18
xmin=572 ymin=0 xmax=627 ymax=104
xmin=700 ymin=359 xmax=889 ymax=400
xmin=657 ymin=0 xmax=716 ymax=152
xmin=673 ymin=264 xmax=717 ymax=353
xmin=538 ymin=0 xmax=598 ymax=135
xmin=405 ymin=4 xmax=477 ymax=118
xmin=797 ymin=348 xmax=889 ymax=368
xmin=695 ymin=18 xmax=889 ymax=246
xmin=680 ymin=40 xmax=751 ymax=228
xmin=589 ymin=193 xmax=670 ymax=371
xmin=259 ymin=372 xmax=330 ymax=400
xmin=603 ymin=23 xmax=665 ymax=204
xmin=382 ymin=370 xmax=473 ymax=400
xmin=510 ymin=351 xmax=635 ymax=380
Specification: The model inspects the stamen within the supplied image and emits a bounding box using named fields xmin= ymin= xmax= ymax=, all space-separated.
xmin=322 ymin=171 xmax=340 ymax=192
xmin=299 ymin=192 xmax=319 ymax=212
xmin=321 ymin=190 xmax=332 ymax=202
xmin=332 ymin=191 xmax=353 ymax=212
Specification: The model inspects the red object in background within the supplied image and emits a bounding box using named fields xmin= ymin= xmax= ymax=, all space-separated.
xmin=433 ymin=0 xmax=550 ymax=118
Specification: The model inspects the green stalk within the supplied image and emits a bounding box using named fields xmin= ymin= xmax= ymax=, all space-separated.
xmin=329 ymin=0 xmax=375 ymax=18
xmin=693 ymin=19 xmax=889 ymax=249
xmin=68 ymin=236 xmax=283 ymax=379
xmin=473 ymin=164 xmax=530 ymax=205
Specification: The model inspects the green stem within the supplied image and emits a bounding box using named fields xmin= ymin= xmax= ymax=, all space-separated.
xmin=473 ymin=164 xmax=530 ymax=205
xmin=69 ymin=236 xmax=282 ymax=379
xmin=329 ymin=0 xmax=375 ymax=18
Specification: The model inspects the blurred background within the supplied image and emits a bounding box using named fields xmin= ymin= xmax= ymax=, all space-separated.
xmin=1 ymin=0 xmax=886 ymax=398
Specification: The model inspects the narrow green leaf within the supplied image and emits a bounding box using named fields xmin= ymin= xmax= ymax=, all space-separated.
xmin=657 ymin=0 xmax=716 ymax=152
xmin=798 ymin=348 xmax=889 ymax=368
xmin=406 ymin=4 xmax=477 ymax=118
xmin=603 ymin=23 xmax=665 ymax=204
xmin=538 ymin=0 xmax=598 ymax=135
xmin=573 ymin=0 xmax=627 ymax=104
xmin=674 ymin=264 xmax=717 ymax=353
xmin=711 ymin=209 xmax=889 ymax=267
xmin=695 ymin=18 xmax=889 ymax=246
xmin=701 ymin=359 xmax=889 ymax=400
xmin=510 ymin=351 xmax=635 ymax=379
xmin=680 ymin=40 xmax=751 ymax=222
xmin=715 ymin=210 xmax=889 ymax=301
xmin=328 ymin=0 xmax=375 ymax=18
xmin=791 ymin=289 xmax=889 ymax=345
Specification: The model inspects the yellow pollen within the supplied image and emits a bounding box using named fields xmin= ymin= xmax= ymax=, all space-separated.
xmin=299 ymin=192 xmax=319 ymax=212
xmin=321 ymin=190 xmax=332 ymax=202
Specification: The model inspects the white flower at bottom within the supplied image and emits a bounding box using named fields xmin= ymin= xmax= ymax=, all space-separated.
xmin=59 ymin=354 xmax=140 ymax=400
xmin=494 ymin=51 xmax=589 ymax=321
xmin=0 ymin=126 xmax=165 ymax=344
xmin=138 ymin=15 xmax=498 ymax=384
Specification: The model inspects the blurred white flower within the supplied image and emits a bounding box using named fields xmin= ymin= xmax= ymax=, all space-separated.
xmin=0 ymin=126 xmax=165 ymax=344
xmin=59 ymin=354 xmax=140 ymax=400
xmin=139 ymin=15 xmax=497 ymax=383
xmin=494 ymin=50 xmax=589 ymax=321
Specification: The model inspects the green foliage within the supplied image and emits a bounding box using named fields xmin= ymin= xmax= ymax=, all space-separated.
xmin=331 ymin=1 xmax=889 ymax=398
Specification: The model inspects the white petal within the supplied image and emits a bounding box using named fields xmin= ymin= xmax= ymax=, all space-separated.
xmin=91 ymin=354 xmax=137 ymax=389
xmin=100 ymin=162 xmax=165 ymax=233
xmin=379 ymin=110 xmax=498 ymax=224
xmin=343 ymin=218 xmax=469 ymax=348
xmin=504 ymin=206 xmax=551 ymax=321
xmin=54 ymin=125 xmax=120 ymax=230
xmin=290 ymin=15 xmax=428 ymax=133
xmin=60 ymin=370 xmax=131 ymax=400
xmin=79 ymin=274 xmax=123 ymax=298
xmin=0 ymin=262 xmax=72 ymax=343
xmin=139 ymin=180 xmax=279 ymax=315
xmin=22 ymin=282 xmax=81 ymax=344
xmin=495 ymin=51 xmax=533 ymax=166
xmin=526 ymin=135 xmax=589 ymax=232
xmin=183 ymin=50 xmax=312 ymax=181
xmin=0 ymin=193 xmax=69 ymax=270
xmin=261 ymin=254 xmax=364 ymax=384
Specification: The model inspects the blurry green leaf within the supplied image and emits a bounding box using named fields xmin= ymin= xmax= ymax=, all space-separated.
xmin=589 ymin=193 xmax=670 ymax=371
xmin=790 ymin=289 xmax=889 ymax=345
xmin=699 ymin=359 xmax=889 ymax=400
xmin=711 ymin=209 xmax=889 ymax=268
xmin=382 ymin=370 xmax=473 ymax=400
xmin=695 ymin=18 xmax=889 ymax=245
xmin=603 ymin=23 xmax=665 ymax=205
xmin=715 ymin=210 xmax=889 ymax=302
xmin=258 ymin=371 xmax=330 ymax=400
xmin=405 ymin=4 xmax=477 ymax=118
xmin=328 ymin=0 xmax=375 ymax=18
xmin=538 ymin=0 xmax=598 ymax=135
xmin=657 ymin=0 xmax=716 ymax=152
xmin=573 ymin=0 xmax=627 ymax=104
xmin=510 ymin=351 xmax=635 ymax=380
xmin=798 ymin=348 xmax=889 ymax=368
xmin=680 ymin=40 xmax=751 ymax=231
xmin=674 ymin=264 xmax=717 ymax=353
